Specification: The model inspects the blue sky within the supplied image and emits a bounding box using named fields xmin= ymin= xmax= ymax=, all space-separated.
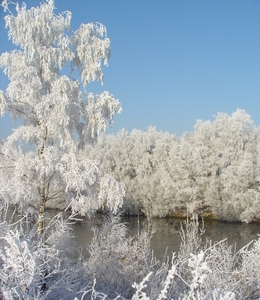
xmin=0 ymin=0 xmax=260 ymax=139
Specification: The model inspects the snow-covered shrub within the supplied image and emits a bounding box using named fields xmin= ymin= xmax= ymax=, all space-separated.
xmin=0 ymin=210 xmax=90 ymax=300
xmin=132 ymin=217 xmax=260 ymax=300
xmin=0 ymin=223 xmax=43 ymax=299
xmin=234 ymin=238 xmax=260 ymax=299
xmin=85 ymin=213 xmax=165 ymax=299
xmin=1 ymin=208 xmax=260 ymax=299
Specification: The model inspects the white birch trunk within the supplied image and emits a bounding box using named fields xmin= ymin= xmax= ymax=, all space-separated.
xmin=37 ymin=119 xmax=47 ymax=235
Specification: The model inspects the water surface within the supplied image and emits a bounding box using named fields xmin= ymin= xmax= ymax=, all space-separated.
xmin=70 ymin=214 xmax=260 ymax=259
xmin=5 ymin=208 xmax=260 ymax=259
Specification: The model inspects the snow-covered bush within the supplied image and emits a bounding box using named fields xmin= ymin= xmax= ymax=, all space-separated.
xmin=131 ymin=217 xmax=260 ymax=300
xmin=0 ymin=206 xmax=87 ymax=299
xmin=1 ymin=205 xmax=260 ymax=299
xmin=0 ymin=222 xmax=43 ymax=298
xmin=85 ymin=213 xmax=166 ymax=299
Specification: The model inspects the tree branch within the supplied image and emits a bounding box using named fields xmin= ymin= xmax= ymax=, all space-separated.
xmin=47 ymin=187 xmax=66 ymax=201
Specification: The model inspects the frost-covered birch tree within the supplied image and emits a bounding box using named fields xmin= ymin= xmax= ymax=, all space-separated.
xmin=0 ymin=0 xmax=124 ymax=233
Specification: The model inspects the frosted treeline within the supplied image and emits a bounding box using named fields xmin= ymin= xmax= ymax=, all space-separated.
xmin=84 ymin=109 xmax=260 ymax=223
xmin=1 ymin=202 xmax=260 ymax=299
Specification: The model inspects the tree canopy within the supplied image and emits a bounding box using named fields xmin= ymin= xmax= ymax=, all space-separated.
xmin=0 ymin=0 xmax=124 ymax=227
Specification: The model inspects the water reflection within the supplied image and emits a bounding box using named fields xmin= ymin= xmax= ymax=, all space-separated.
xmin=149 ymin=218 xmax=260 ymax=258
xmin=5 ymin=208 xmax=260 ymax=259
xmin=68 ymin=213 xmax=260 ymax=259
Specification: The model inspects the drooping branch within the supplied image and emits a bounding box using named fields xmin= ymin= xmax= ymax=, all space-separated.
xmin=48 ymin=187 xmax=66 ymax=201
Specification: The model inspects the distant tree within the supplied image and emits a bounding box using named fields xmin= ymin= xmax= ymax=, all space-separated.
xmin=85 ymin=127 xmax=180 ymax=217
xmin=84 ymin=109 xmax=260 ymax=222
xmin=190 ymin=109 xmax=260 ymax=221
xmin=0 ymin=0 xmax=124 ymax=233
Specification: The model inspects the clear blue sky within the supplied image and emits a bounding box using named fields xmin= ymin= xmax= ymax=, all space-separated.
xmin=0 ymin=0 xmax=260 ymax=139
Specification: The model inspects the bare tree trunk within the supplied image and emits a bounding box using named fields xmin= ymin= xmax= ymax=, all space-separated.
xmin=37 ymin=122 xmax=48 ymax=292
xmin=37 ymin=190 xmax=45 ymax=235
xmin=37 ymin=119 xmax=47 ymax=235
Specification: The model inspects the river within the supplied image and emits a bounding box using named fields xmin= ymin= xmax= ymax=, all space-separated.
xmin=5 ymin=208 xmax=260 ymax=259
xmin=70 ymin=213 xmax=260 ymax=259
